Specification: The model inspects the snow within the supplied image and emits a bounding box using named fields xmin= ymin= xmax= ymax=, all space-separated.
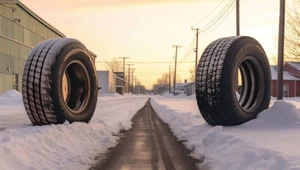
xmin=270 ymin=65 xmax=299 ymax=80
xmin=151 ymin=96 xmax=300 ymax=170
xmin=2 ymin=89 xmax=300 ymax=169
xmin=288 ymin=62 xmax=300 ymax=71
xmin=0 ymin=90 xmax=23 ymax=105
xmin=0 ymin=90 xmax=148 ymax=170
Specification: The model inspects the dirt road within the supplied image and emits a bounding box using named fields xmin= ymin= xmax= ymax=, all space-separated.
xmin=91 ymin=99 xmax=203 ymax=170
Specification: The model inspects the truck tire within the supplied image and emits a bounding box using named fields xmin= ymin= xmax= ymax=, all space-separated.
xmin=22 ymin=38 xmax=98 ymax=125
xmin=195 ymin=36 xmax=271 ymax=126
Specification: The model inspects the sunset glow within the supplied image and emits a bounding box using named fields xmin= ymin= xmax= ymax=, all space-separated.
xmin=21 ymin=0 xmax=285 ymax=88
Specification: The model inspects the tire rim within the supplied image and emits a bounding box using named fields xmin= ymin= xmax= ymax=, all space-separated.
xmin=236 ymin=56 xmax=264 ymax=113
xmin=62 ymin=72 xmax=71 ymax=102
xmin=62 ymin=60 xmax=91 ymax=114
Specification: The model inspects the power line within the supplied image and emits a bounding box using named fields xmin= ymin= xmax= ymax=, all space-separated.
xmin=200 ymin=0 xmax=235 ymax=33
xmin=180 ymin=50 xmax=196 ymax=64
xmin=135 ymin=70 xmax=191 ymax=76
xmin=199 ymin=1 xmax=236 ymax=35
xmin=179 ymin=36 xmax=196 ymax=63
xmin=192 ymin=0 xmax=226 ymax=27
xmin=180 ymin=1 xmax=226 ymax=52
xmin=181 ymin=30 xmax=192 ymax=46
xmin=178 ymin=0 xmax=235 ymax=65
xmin=199 ymin=0 xmax=235 ymax=34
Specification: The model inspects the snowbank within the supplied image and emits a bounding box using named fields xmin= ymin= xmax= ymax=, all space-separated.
xmin=162 ymin=93 xmax=174 ymax=97
xmin=151 ymin=96 xmax=300 ymax=170
xmin=0 ymin=90 xmax=23 ymax=105
xmin=177 ymin=92 xmax=187 ymax=97
xmin=99 ymin=93 xmax=123 ymax=98
xmin=257 ymin=101 xmax=300 ymax=124
xmin=0 ymin=92 xmax=148 ymax=170
xmin=0 ymin=123 xmax=118 ymax=170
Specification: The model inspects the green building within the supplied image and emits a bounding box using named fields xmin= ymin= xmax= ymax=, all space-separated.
xmin=0 ymin=0 xmax=96 ymax=94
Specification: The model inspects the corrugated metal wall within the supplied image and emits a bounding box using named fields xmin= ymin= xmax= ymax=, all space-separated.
xmin=0 ymin=3 xmax=62 ymax=93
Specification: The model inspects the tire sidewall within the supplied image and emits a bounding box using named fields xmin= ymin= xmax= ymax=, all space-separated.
xmin=51 ymin=42 xmax=98 ymax=123
xmin=220 ymin=38 xmax=271 ymax=123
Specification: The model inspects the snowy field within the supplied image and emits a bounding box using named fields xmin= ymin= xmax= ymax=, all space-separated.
xmin=151 ymin=94 xmax=300 ymax=170
xmin=1 ymin=90 xmax=300 ymax=170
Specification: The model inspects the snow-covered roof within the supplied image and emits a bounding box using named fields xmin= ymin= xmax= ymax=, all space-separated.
xmin=184 ymin=82 xmax=195 ymax=86
xmin=116 ymin=76 xmax=128 ymax=83
xmin=176 ymin=82 xmax=194 ymax=87
xmin=287 ymin=62 xmax=300 ymax=71
xmin=270 ymin=65 xmax=299 ymax=80
xmin=176 ymin=82 xmax=190 ymax=87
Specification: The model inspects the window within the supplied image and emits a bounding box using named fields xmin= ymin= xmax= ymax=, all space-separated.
xmin=12 ymin=73 xmax=19 ymax=91
xmin=283 ymin=84 xmax=289 ymax=97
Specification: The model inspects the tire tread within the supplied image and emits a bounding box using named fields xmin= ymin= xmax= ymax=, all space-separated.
xmin=22 ymin=39 xmax=59 ymax=125
xmin=196 ymin=36 xmax=240 ymax=125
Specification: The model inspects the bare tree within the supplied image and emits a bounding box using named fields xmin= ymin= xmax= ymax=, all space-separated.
xmin=152 ymin=73 xmax=170 ymax=94
xmin=156 ymin=73 xmax=169 ymax=85
xmin=151 ymin=72 xmax=184 ymax=94
xmin=285 ymin=1 xmax=300 ymax=61
xmin=105 ymin=57 xmax=123 ymax=72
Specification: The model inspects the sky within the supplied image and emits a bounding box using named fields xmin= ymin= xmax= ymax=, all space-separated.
xmin=20 ymin=0 xmax=288 ymax=89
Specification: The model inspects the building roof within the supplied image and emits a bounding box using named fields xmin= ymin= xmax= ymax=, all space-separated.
xmin=116 ymin=75 xmax=128 ymax=83
xmin=0 ymin=0 xmax=65 ymax=37
xmin=175 ymin=83 xmax=189 ymax=87
xmin=97 ymin=70 xmax=128 ymax=83
xmin=270 ymin=65 xmax=299 ymax=80
xmin=176 ymin=82 xmax=196 ymax=87
xmin=287 ymin=62 xmax=300 ymax=71
xmin=1 ymin=0 xmax=99 ymax=58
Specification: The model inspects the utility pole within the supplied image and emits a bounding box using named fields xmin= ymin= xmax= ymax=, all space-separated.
xmin=236 ymin=0 xmax=240 ymax=36
xmin=126 ymin=64 xmax=134 ymax=93
xmin=134 ymin=77 xmax=137 ymax=94
xmin=172 ymin=45 xmax=181 ymax=95
xmin=277 ymin=0 xmax=285 ymax=100
xmin=192 ymin=27 xmax=199 ymax=81
xmin=137 ymin=79 xmax=140 ymax=94
xmin=118 ymin=57 xmax=130 ymax=93
xmin=130 ymin=68 xmax=136 ymax=93
xmin=169 ymin=65 xmax=171 ymax=93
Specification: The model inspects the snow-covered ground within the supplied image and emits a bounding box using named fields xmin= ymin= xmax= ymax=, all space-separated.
xmin=0 ymin=90 xmax=148 ymax=170
xmin=1 ymin=90 xmax=300 ymax=170
xmin=151 ymin=94 xmax=300 ymax=170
